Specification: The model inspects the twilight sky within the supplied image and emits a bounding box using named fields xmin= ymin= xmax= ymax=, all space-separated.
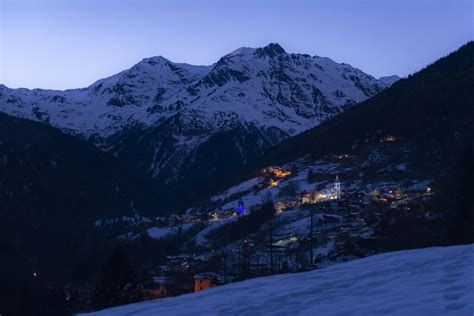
xmin=1 ymin=0 xmax=472 ymax=90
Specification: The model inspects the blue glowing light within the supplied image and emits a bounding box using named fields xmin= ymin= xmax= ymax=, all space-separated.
xmin=237 ymin=203 xmax=244 ymax=215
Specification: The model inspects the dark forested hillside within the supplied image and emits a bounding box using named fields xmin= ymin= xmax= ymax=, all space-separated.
xmin=262 ymin=42 xmax=473 ymax=167
xmin=0 ymin=113 xmax=161 ymax=219
xmin=0 ymin=113 xmax=161 ymax=315
xmin=116 ymin=121 xmax=286 ymax=210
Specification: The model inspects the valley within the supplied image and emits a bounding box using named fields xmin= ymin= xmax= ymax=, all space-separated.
xmin=0 ymin=40 xmax=472 ymax=315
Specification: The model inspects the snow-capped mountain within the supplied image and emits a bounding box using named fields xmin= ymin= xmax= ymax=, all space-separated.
xmin=0 ymin=57 xmax=211 ymax=138
xmin=0 ymin=43 xmax=398 ymax=206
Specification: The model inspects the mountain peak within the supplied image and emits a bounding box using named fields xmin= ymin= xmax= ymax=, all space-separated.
xmin=263 ymin=42 xmax=286 ymax=53
xmin=378 ymin=75 xmax=400 ymax=86
xmin=255 ymin=43 xmax=286 ymax=58
xmin=139 ymin=55 xmax=171 ymax=66
xmin=228 ymin=47 xmax=257 ymax=57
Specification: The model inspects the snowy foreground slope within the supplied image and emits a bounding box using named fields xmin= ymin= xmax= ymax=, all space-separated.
xmin=83 ymin=244 xmax=474 ymax=316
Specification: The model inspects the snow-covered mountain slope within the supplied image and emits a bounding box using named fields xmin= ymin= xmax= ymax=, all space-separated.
xmin=0 ymin=43 xmax=398 ymax=206
xmin=166 ymin=43 xmax=392 ymax=135
xmin=81 ymin=244 xmax=474 ymax=316
xmin=0 ymin=58 xmax=210 ymax=138
xmin=0 ymin=43 xmax=395 ymax=139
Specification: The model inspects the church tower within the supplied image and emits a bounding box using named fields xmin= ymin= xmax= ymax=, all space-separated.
xmin=334 ymin=175 xmax=341 ymax=199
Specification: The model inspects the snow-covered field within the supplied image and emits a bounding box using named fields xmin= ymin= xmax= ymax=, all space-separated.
xmin=81 ymin=244 xmax=474 ymax=315
xmin=146 ymin=223 xmax=195 ymax=239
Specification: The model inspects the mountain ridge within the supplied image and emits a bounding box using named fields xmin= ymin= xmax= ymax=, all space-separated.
xmin=261 ymin=41 xmax=473 ymax=167
xmin=0 ymin=42 xmax=398 ymax=209
xmin=0 ymin=43 xmax=396 ymax=138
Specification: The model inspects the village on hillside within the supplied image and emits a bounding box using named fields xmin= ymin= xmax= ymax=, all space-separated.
xmin=90 ymin=135 xmax=436 ymax=303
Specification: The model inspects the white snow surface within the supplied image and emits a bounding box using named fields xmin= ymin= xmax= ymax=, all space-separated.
xmin=147 ymin=223 xmax=194 ymax=239
xmin=210 ymin=177 xmax=263 ymax=202
xmin=81 ymin=244 xmax=474 ymax=316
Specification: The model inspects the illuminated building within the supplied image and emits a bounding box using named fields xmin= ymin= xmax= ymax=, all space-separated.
xmin=194 ymin=273 xmax=218 ymax=292
xmin=334 ymin=175 xmax=341 ymax=199
xmin=274 ymin=168 xmax=292 ymax=178
xmin=262 ymin=165 xmax=292 ymax=178
xmin=275 ymin=200 xmax=298 ymax=213
xmin=301 ymin=193 xmax=311 ymax=204
xmin=383 ymin=135 xmax=397 ymax=142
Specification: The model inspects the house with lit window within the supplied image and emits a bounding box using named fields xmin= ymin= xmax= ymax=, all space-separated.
xmin=140 ymin=276 xmax=193 ymax=300
xmin=194 ymin=272 xmax=218 ymax=292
